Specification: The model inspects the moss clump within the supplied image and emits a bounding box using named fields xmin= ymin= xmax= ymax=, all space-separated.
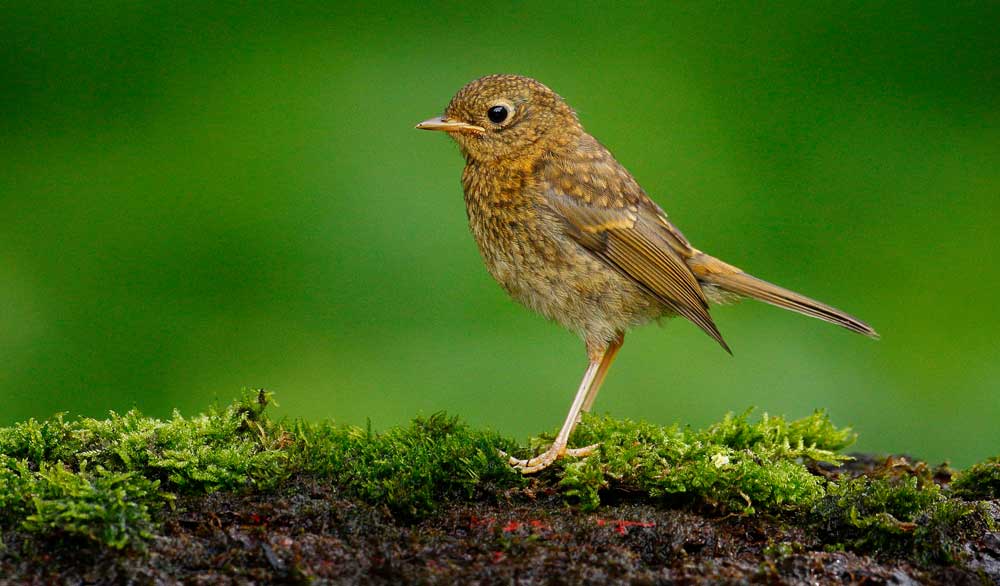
xmin=812 ymin=463 xmax=994 ymax=564
xmin=557 ymin=410 xmax=853 ymax=512
xmin=1 ymin=456 xmax=162 ymax=550
xmin=21 ymin=464 xmax=162 ymax=549
xmin=952 ymin=456 xmax=1000 ymax=500
xmin=0 ymin=391 xmax=288 ymax=494
xmin=0 ymin=390 xmax=287 ymax=549
xmin=815 ymin=475 xmax=940 ymax=550
xmin=0 ymin=392 xmax=522 ymax=545
xmin=289 ymin=412 xmax=524 ymax=520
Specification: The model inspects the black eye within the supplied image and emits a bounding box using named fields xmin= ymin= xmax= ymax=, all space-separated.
xmin=487 ymin=105 xmax=508 ymax=124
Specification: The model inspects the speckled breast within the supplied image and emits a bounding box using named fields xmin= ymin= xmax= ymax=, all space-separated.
xmin=460 ymin=163 xmax=663 ymax=343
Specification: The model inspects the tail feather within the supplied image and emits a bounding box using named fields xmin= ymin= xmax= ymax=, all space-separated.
xmin=689 ymin=253 xmax=879 ymax=339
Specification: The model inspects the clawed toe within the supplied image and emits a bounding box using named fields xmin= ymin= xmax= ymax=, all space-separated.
xmin=498 ymin=442 xmax=599 ymax=474
xmin=564 ymin=443 xmax=599 ymax=457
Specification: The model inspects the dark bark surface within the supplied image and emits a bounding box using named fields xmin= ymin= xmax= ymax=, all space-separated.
xmin=3 ymin=473 xmax=998 ymax=585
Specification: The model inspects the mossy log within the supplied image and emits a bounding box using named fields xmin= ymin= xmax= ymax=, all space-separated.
xmin=1 ymin=391 xmax=997 ymax=584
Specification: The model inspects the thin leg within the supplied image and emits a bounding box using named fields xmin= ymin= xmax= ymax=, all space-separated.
xmin=502 ymin=340 xmax=618 ymax=474
xmin=581 ymin=333 xmax=624 ymax=414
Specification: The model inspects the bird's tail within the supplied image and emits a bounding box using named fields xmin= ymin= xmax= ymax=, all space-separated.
xmin=688 ymin=252 xmax=879 ymax=338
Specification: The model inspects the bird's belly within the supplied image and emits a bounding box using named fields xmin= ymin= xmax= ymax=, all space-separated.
xmin=470 ymin=216 xmax=663 ymax=343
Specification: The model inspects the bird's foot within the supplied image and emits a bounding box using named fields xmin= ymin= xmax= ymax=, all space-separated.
xmin=499 ymin=442 xmax=599 ymax=474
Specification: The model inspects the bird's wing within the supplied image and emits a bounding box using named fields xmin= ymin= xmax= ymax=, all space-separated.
xmin=542 ymin=183 xmax=730 ymax=353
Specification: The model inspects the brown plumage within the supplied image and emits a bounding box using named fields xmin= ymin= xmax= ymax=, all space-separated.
xmin=417 ymin=74 xmax=877 ymax=473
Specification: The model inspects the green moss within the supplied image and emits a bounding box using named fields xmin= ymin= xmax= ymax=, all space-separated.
xmin=1 ymin=456 xmax=162 ymax=550
xmin=21 ymin=464 xmax=162 ymax=550
xmin=0 ymin=390 xmax=287 ymax=494
xmin=0 ymin=390 xmax=287 ymax=548
xmin=952 ymin=456 xmax=1000 ymax=500
xmin=814 ymin=475 xmax=940 ymax=550
xmin=0 ymin=393 xmax=523 ymax=543
xmin=0 ymin=456 xmax=35 ymax=525
xmin=812 ymin=472 xmax=993 ymax=564
xmin=557 ymin=410 xmax=852 ymax=512
xmin=289 ymin=412 xmax=524 ymax=520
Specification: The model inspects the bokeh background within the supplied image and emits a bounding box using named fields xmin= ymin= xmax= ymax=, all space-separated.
xmin=2 ymin=2 xmax=997 ymax=466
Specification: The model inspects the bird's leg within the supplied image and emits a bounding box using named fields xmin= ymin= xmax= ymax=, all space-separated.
xmin=502 ymin=338 xmax=621 ymax=474
xmin=580 ymin=332 xmax=624 ymax=415
xmin=502 ymin=360 xmax=600 ymax=473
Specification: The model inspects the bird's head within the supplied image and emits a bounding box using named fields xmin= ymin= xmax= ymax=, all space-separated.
xmin=416 ymin=74 xmax=579 ymax=163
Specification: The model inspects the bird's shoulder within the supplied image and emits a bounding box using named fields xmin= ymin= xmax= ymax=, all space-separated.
xmin=536 ymin=134 xmax=643 ymax=205
xmin=535 ymin=133 xmax=694 ymax=254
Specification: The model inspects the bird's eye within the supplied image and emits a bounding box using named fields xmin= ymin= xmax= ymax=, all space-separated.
xmin=487 ymin=105 xmax=509 ymax=124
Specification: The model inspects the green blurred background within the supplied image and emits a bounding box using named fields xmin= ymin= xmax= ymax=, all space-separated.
xmin=2 ymin=2 xmax=997 ymax=465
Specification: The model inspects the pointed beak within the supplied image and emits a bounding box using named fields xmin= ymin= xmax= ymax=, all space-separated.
xmin=415 ymin=116 xmax=485 ymax=134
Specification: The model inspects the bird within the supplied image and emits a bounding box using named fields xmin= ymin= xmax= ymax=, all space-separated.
xmin=416 ymin=74 xmax=878 ymax=474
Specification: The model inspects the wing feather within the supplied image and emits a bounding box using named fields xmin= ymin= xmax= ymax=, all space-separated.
xmin=545 ymin=191 xmax=730 ymax=353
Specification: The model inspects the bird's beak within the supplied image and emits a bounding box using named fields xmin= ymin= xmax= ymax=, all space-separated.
xmin=415 ymin=116 xmax=485 ymax=134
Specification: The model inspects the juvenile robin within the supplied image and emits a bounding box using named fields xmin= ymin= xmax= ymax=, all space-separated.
xmin=416 ymin=74 xmax=877 ymax=473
